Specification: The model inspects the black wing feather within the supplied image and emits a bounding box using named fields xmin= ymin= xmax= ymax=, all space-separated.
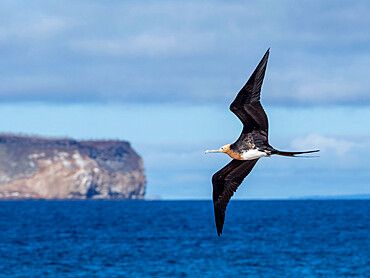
xmin=212 ymin=159 xmax=259 ymax=236
xmin=229 ymin=49 xmax=270 ymax=132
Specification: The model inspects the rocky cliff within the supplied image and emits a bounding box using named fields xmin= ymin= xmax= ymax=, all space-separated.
xmin=0 ymin=134 xmax=146 ymax=199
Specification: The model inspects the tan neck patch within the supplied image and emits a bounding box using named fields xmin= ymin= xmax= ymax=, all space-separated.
xmin=225 ymin=148 xmax=243 ymax=160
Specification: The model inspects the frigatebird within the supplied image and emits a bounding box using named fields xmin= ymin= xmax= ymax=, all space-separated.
xmin=205 ymin=49 xmax=319 ymax=236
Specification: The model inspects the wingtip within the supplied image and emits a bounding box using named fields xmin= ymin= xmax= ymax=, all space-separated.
xmin=216 ymin=223 xmax=223 ymax=236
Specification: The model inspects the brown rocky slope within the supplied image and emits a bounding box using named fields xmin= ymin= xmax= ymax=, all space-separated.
xmin=0 ymin=134 xmax=146 ymax=199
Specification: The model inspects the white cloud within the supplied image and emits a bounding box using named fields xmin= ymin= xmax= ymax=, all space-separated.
xmin=296 ymin=80 xmax=364 ymax=104
xmin=0 ymin=74 xmax=65 ymax=92
xmin=0 ymin=16 xmax=74 ymax=40
xmin=70 ymin=33 xmax=216 ymax=57
xmin=265 ymin=52 xmax=370 ymax=106
xmin=0 ymin=0 xmax=370 ymax=105
xmin=291 ymin=134 xmax=358 ymax=156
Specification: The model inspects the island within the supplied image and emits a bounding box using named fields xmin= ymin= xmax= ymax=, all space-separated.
xmin=0 ymin=134 xmax=146 ymax=199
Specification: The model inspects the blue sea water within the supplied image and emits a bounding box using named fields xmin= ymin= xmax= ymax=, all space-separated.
xmin=0 ymin=200 xmax=369 ymax=277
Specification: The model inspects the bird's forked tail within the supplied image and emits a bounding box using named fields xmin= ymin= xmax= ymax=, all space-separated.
xmin=274 ymin=149 xmax=319 ymax=157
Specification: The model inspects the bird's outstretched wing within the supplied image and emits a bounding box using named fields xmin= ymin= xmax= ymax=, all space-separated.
xmin=212 ymin=159 xmax=259 ymax=236
xmin=229 ymin=49 xmax=270 ymax=134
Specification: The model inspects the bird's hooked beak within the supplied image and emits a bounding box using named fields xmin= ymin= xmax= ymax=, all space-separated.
xmin=205 ymin=149 xmax=222 ymax=154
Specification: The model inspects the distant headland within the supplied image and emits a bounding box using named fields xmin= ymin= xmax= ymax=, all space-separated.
xmin=0 ymin=134 xmax=146 ymax=200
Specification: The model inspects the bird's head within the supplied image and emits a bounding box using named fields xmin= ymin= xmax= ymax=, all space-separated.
xmin=205 ymin=144 xmax=231 ymax=154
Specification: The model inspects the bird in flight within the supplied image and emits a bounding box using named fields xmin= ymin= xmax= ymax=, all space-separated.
xmin=205 ymin=49 xmax=319 ymax=236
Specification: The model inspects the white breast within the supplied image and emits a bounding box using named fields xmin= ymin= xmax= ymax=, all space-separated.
xmin=241 ymin=149 xmax=268 ymax=160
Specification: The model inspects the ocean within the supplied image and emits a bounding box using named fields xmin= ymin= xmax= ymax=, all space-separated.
xmin=0 ymin=200 xmax=369 ymax=277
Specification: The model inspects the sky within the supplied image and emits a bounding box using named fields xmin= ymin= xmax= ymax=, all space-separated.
xmin=0 ymin=0 xmax=369 ymax=199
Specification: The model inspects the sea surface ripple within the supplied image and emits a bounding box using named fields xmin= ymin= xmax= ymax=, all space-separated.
xmin=0 ymin=200 xmax=369 ymax=277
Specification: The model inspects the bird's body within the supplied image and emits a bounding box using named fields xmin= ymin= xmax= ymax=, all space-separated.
xmin=240 ymin=149 xmax=269 ymax=160
xmin=212 ymin=144 xmax=269 ymax=160
xmin=205 ymin=49 xmax=319 ymax=236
